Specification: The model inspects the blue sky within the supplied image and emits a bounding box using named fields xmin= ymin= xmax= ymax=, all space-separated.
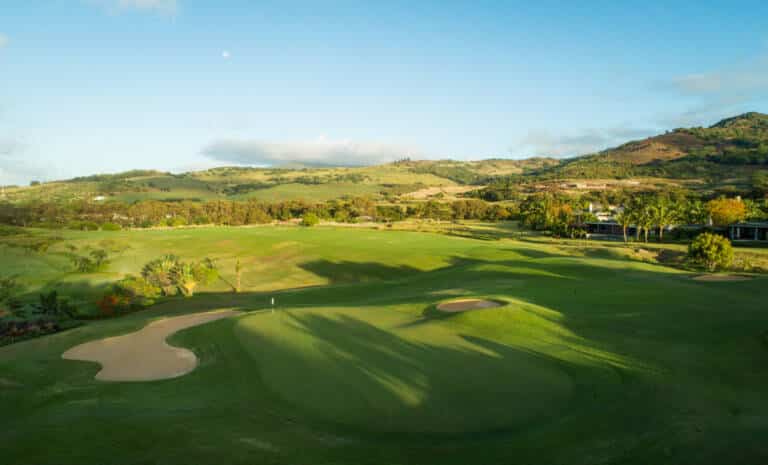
xmin=1 ymin=0 xmax=768 ymax=184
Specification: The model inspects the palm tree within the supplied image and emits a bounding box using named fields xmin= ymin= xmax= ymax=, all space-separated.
xmin=651 ymin=200 xmax=678 ymax=242
xmin=171 ymin=262 xmax=197 ymax=297
xmin=141 ymin=255 xmax=180 ymax=296
xmin=685 ymin=199 xmax=707 ymax=224
xmin=234 ymin=259 xmax=242 ymax=293
xmin=616 ymin=210 xmax=632 ymax=243
xmin=636 ymin=205 xmax=654 ymax=243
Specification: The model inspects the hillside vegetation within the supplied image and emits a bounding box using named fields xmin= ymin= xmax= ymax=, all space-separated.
xmin=2 ymin=113 xmax=768 ymax=204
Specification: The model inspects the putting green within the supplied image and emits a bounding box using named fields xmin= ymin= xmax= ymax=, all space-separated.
xmin=236 ymin=307 xmax=572 ymax=433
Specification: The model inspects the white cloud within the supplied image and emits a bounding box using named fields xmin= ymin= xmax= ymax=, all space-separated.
xmin=516 ymin=127 xmax=654 ymax=158
xmin=89 ymin=0 xmax=178 ymax=15
xmin=202 ymin=136 xmax=419 ymax=167
xmin=0 ymin=34 xmax=8 ymax=48
xmin=221 ymin=50 xmax=231 ymax=59
xmin=660 ymin=52 xmax=768 ymax=127
xmin=0 ymin=138 xmax=48 ymax=186
xmin=670 ymin=56 xmax=768 ymax=97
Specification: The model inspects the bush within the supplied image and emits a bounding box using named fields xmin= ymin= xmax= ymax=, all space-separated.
xmin=140 ymin=255 xmax=218 ymax=297
xmin=97 ymin=294 xmax=129 ymax=316
xmin=0 ymin=276 xmax=22 ymax=312
xmin=69 ymin=249 xmax=109 ymax=272
xmin=166 ymin=217 xmax=187 ymax=227
xmin=77 ymin=221 xmax=100 ymax=231
xmin=34 ymin=291 xmax=76 ymax=319
xmin=100 ymin=222 xmax=122 ymax=231
xmin=301 ymin=213 xmax=320 ymax=227
xmin=70 ymin=255 xmax=96 ymax=272
xmin=114 ymin=275 xmax=161 ymax=307
xmin=688 ymin=232 xmax=734 ymax=272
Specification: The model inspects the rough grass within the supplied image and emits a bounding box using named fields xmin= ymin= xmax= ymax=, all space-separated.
xmin=1 ymin=226 xmax=768 ymax=464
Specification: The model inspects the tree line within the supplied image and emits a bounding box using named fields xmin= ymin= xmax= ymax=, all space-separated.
xmin=517 ymin=192 xmax=765 ymax=242
xmin=0 ymin=198 xmax=518 ymax=230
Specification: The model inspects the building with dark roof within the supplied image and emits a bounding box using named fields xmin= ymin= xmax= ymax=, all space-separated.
xmin=729 ymin=222 xmax=768 ymax=241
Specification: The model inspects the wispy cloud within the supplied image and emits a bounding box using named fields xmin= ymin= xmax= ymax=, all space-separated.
xmin=516 ymin=127 xmax=654 ymax=158
xmin=0 ymin=138 xmax=47 ymax=186
xmin=202 ymin=136 xmax=419 ymax=167
xmin=0 ymin=34 xmax=8 ymax=49
xmin=670 ymin=57 xmax=768 ymax=97
xmin=88 ymin=0 xmax=178 ymax=15
xmin=660 ymin=52 xmax=768 ymax=127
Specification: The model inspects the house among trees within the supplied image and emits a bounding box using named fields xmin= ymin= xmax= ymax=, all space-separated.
xmin=582 ymin=221 xmax=637 ymax=237
xmin=729 ymin=222 xmax=768 ymax=241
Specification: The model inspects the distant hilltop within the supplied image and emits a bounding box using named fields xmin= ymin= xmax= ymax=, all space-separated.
xmin=3 ymin=112 xmax=767 ymax=202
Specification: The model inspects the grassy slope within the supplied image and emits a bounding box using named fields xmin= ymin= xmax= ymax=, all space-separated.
xmin=231 ymin=182 xmax=385 ymax=202
xmin=3 ymin=165 xmax=460 ymax=203
xmin=1 ymin=227 xmax=768 ymax=464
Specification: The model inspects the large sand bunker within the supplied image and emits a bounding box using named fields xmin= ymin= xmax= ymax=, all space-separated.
xmin=436 ymin=299 xmax=502 ymax=313
xmin=692 ymin=274 xmax=753 ymax=282
xmin=63 ymin=310 xmax=239 ymax=382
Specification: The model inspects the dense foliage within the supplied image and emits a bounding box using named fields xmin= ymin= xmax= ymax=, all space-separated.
xmin=0 ymin=197 xmax=518 ymax=229
xmin=688 ymin=233 xmax=734 ymax=272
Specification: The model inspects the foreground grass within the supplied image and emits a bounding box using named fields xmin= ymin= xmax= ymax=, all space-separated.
xmin=1 ymin=226 xmax=768 ymax=464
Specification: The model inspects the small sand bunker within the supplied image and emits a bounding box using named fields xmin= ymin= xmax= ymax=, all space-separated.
xmin=692 ymin=274 xmax=753 ymax=282
xmin=436 ymin=299 xmax=502 ymax=313
xmin=63 ymin=310 xmax=238 ymax=382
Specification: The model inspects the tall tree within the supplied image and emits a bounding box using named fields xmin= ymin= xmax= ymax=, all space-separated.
xmin=615 ymin=210 xmax=632 ymax=243
xmin=650 ymin=199 xmax=678 ymax=242
xmin=707 ymin=197 xmax=746 ymax=226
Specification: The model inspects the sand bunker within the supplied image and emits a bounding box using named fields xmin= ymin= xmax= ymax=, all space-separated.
xmin=62 ymin=310 xmax=239 ymax=382
xmin=436 ymin=299 xmax=502 ymax=312
xmin=692 ymin=274 xmax=753 ymax=282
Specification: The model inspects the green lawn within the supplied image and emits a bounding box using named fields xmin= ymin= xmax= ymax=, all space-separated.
xmin=1 ymin=226 xmax=768 ymax=464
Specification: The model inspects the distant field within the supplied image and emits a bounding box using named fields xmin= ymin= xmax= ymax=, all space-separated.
xmin=2 ymin=225 xmax=768 ymax=464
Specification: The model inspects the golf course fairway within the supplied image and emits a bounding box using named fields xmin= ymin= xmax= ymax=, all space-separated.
xmin=1 ymin=226 xmax=767 ymax=465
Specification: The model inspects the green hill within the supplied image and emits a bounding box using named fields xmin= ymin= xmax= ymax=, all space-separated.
xmin=2 ymin=113 xmax=767 ymax=203
xmin=0 ymin=159 xmax=559 ymax=204
xmin=596 ymin=112 xmax=768 ymax=166
xmin=522 ymin=113 xmax=768 ymax=193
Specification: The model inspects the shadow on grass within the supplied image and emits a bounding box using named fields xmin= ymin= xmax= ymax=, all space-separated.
xmin=240 ymin=310 xmax=604 ymax=437
xmin=5 ymin=241 xmax=768 ymax=463
xmin=298 ymin=260 xmax=421 ymax=284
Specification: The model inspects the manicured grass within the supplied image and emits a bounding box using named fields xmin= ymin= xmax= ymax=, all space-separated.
xmin=1 ymin=226 xmax=768 ymax=464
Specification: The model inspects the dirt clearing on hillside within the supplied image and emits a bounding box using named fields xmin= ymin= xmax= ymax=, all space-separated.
xmin=62 ymin=310 xmax=239 ymax=382
xmin=404 ymin=186 xmax=480 ymax=200
xmin=436 ymin=299 xmax=502 ymax=312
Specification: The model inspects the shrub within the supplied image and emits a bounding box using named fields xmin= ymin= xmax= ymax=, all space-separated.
xmin=69 ymin=249 xmax=109 ymax=272
xmin=70 ymin=255 xmax=96 ymax=272
xmin=688 ymin=232 xmax=734 ymax=272
xmin=192 ymin=258 xmax=219 ymax=286
xmin=301 ymin=213 xmax=320 ymax=227
xmin=141 ymin=255 xmax=180 ymax=295
xmin=0 ymin=276 xmax=22 ymax=312
xmin=34 ymin=291 xmax=76 ymax=319
xmin=140 ymin=255 xmax=218 ymax=297
xmin=166 ymin=217 xmax=187 ymax=227
xmin=100 ymin=222 xmax=122 ymax=231
xmin=114 ymin=275 xmax=161 ymax=308
xmin=78 ymin=221 xmax=100 ymax=231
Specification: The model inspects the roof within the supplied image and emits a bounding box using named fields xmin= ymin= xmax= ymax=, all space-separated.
xmin=730 ymin=222 xmax=768 ymax=227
